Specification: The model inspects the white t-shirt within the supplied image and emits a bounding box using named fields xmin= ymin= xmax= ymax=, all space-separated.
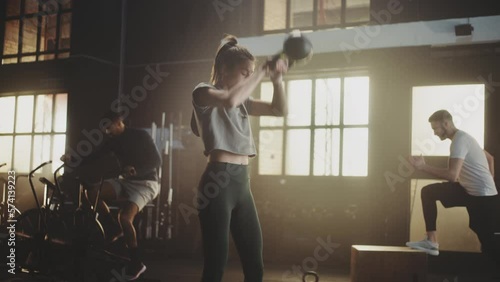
xmin=450 ymin=130 xmax=497 ymax=196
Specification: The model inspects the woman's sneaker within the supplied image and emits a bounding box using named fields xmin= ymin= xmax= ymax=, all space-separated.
xmin=406 ymin=237 xmax=439 ymax=256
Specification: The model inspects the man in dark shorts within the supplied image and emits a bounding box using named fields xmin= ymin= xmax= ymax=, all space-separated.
xmin=64 ymin=110 xmax=161 ymax=280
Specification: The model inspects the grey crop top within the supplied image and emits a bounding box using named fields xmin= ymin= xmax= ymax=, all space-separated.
xmin=191 ymin=82 xmax=257 ymax=157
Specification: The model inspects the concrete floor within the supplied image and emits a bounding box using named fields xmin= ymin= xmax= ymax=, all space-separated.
xmin=1 ymin=244 xmax=499 ymax=282
xmin=140 ymin=259 xmax=350 ymax=282
xmin=3 ymin=256 xmax=500 ymax=282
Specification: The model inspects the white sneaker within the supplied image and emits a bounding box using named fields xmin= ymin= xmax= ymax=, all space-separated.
xmin=406 ymin=237 xmax=439 ymax=256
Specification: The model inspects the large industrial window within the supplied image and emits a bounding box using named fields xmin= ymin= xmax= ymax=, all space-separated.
xmin=409 ymin=83 xmax=486 ymax=252
xmin=411 ymin=84 xmax=485 ymax=156
xmin=263 ymin=0 xmax=370 ymax=32
xmin=2 ymin=0 xmax=72 ymax=65
xmin=258 ymin=76 xmax=369 ymax=176
xmin=0 ymin=93 xmax=68 ymax=173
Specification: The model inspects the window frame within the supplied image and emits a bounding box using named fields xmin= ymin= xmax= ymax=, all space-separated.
xmin=255 ymin=71 xmax=370 ymax=177
xmin=260 ymin=0 xmax=371 ymax=34
xmin=1 ymin=0 xmax=72 ymax=64
xmin=0 ymin=92 xmax=68 ymax=173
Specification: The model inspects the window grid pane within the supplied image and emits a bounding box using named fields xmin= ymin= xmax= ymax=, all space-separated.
xmin=259 ymin=130 xmax=283 ymax=175
xmin=40 ymin=15 xmax=58 ymax=52
xmin=32 ymin=135 xmax=52 ymax=170
xmin=34 ymin=94 xmax=53 ymax=133
xmin=343 ymin=76 xmax=369 ymax=125
xmin=58 ymin=52 xmax=70 ymax=59
xmin=25 ymin=0 xmax=39 ymax=14
xmin=263 ymin=0 xmax=370 ymax=32
xmin=314 ymin=128 xmax=340 ymax=176
xmin=3 ymin=20 xmax=20 ymax=56
xmin=5 ymin=93 xmax=67 ymax=172
xmin=345 ymin=0 xmax=370 ymax=23
xmin=2 ymin=58 xmax=18 ymax=64
xmin=260 ymin=82 xmax=284 ymax=127
xmin=264 ymin=0 xmax=287 ymax=31
xmin=317 ymin=0 xmax=342 ymax=26
xmin=286 ymin=129 xmax=311 ymax=176
xmin=15 ymin=95 xmax=35 ymax=133
xmin=38 ymin=54 xmax=55 ymax=61
xmin=0 ymin=97 xmax=16 ymax=133
xmin=342 ymin=128 xmax=368 ymax=176
xmin=54 ymin=94 xmax=68 ymax=132
xmin=258 ymin=76 xmax=369 ymax=177
xmin=14 ymin=135 xmax=32 ymax=173
xmin=0 ymin=137 xmax=14 ymax=172
xmin=315 ymin=78 xmax=341 ymax=126
xmin=290 ymin=0 xmax=314 ymax=28
xmin=287 ymin=80 xmax=312 ymax=126
xmin=59 ymin=13 xmax=72 ymax=50
xmin=52 ymin=134 xmax=66 ymax=171
xmin=2 ymin=6 xmax=72 ymax=64
xmin=22 ymin=17 xmax=38 ymax=54
xmin=20 ymin=55 xmax=36 ymax=63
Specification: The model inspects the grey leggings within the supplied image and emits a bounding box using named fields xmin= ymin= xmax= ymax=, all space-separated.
xmin=197 ymin=162 xmax=263 ymax=282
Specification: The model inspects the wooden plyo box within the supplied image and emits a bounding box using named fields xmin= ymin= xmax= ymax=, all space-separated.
xmin=351 ymin=245 xmax=427 ymax=282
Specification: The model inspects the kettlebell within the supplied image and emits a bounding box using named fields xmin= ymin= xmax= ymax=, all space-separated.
xmin=270 ymin=29 xmax=313 ymax=68
xmin=303 ymin=271 xmax=320 ymax=282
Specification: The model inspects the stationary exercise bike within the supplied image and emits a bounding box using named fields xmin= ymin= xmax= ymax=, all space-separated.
xmin=0 ymin=160 xmax=128 ymax=280
xmin=2 ymin=161 xmax=72 ymax=276
xmin=0 ymin=162 xmax=17 ymax=225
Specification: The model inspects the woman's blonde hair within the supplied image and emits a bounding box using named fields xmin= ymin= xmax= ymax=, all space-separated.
xmin=210 ymin=34 xmax=255 ymax=85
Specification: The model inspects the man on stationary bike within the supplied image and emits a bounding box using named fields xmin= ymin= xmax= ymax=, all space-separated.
xmin=62 ymin=110 xmax=161 ymax=281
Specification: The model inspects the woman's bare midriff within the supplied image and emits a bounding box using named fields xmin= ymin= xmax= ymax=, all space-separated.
xmin=209 ymin=150 xmax=249 ymax=165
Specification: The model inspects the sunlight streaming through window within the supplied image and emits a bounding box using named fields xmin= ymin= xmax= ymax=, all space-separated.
xmin=52 ymin=134 xmax=66 ymax=171
xmin=259 ymin=130 xmax=283 ymax=175
xmin=263 ymin=0 xmax=287 ymax=31
xmin=259 ymin=82 xmax=284 ymax=127
xmin=54 ymin=94 xmax=68 ymax=132
xmin=344 ymin=77 xmax=369 ymax=125
xmin=342 ymin=128 xmax=368 ymax=176
xmin=0 ymin=137 xmax=14 ymax=173
xmin=258 ymin=76 xmax=369 ymax=177
xmin=32 ymin=135 xmax=51 ymax=170
xmin=0 ymin=97 xmax=16 ymax=133
xmin=286 ymin=129 xmax=311 ymax=175
xmin=412 ymin=84 xmax=485 ymax=156
xmin=35 ymin=94 xmax=53 ymax=132
xmin=15 ymin=96 xmax=34 ymax=133
xmin=2 ymin=93 xmax=67 ymax=173
xmin=14 ymin=135 xmax=32 ymax=172
xmin=314 ymin=128 xmax=340 ymax=176
xmin=287 ymin=80 xmax=312 ymax=126
xmin=315 ymin=78 xmax=341 ymax=126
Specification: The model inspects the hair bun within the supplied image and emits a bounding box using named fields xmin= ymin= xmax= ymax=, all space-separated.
xmin=220 ymin=34 xmax=238 ymax=47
